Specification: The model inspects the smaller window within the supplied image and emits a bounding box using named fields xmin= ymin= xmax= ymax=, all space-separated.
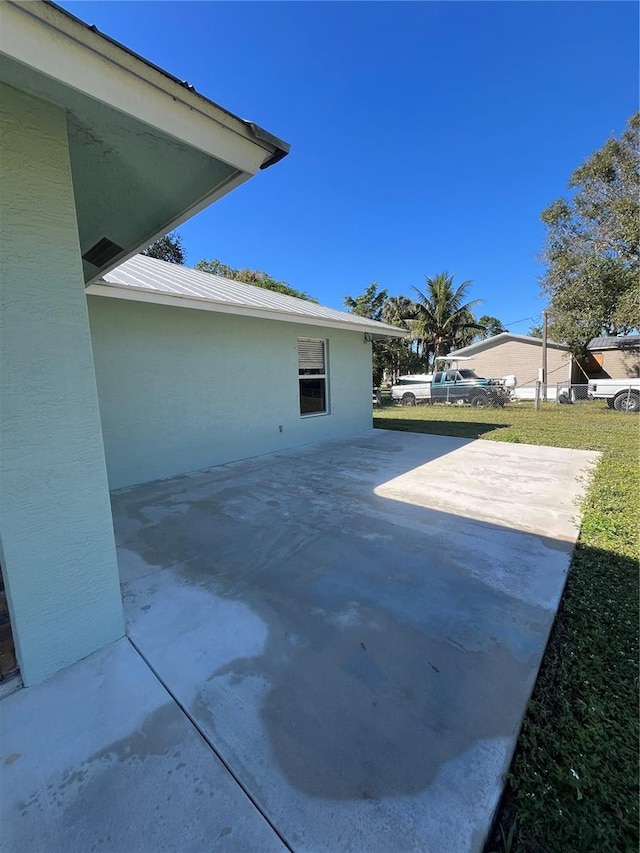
xmin=298 ymin=338 xmax=328 ymax=416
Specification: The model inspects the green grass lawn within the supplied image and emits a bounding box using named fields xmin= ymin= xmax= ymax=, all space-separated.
xmin=374 ymin=400 xmax=639 ymax=853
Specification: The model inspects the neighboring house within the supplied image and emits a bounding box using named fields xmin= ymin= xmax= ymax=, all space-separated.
xmin=87 ymin=255 xmax=403 ymax=490
xmin=446 ymin=333 xmax=573 ymax=399
xmin=0 ymin=1 xmax=401 ymax=687
xmin=582 ymin=335 xmax=640 ymax=380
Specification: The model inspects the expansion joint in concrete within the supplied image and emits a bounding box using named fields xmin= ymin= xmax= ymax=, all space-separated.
xmin=126 ymin=635 xmax=293 ymax=852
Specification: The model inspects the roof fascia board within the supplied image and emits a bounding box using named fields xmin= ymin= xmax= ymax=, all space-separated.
xmin=1 ymin=1 xmax=281 ymax=174
xmin=86 ymin=283 xmax=407 ymax=338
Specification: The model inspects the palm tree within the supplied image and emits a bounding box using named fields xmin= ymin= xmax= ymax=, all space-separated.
xmin=382 ymin=295 xmax=415 ymax=328
xmin=380 ymin=295 xmax=419 ymax=383
xmin=410 ymin=273 xmax=484 ymax=368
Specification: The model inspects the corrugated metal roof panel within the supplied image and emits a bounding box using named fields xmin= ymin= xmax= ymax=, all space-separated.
xmin=588 ymin=335 xmax=640 ymax=350
xmin=97 ymin=255 xmax=405 ymax=337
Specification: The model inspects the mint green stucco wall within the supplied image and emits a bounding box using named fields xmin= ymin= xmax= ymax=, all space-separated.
xmin=87 ymin=297 xmax=373 ymax=489
xmin=0 ymin=84 xmax=124 ymax=685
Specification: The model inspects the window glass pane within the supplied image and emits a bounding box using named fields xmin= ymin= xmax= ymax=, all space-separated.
xmin=300 ymin=378 xmax=326 ymax=414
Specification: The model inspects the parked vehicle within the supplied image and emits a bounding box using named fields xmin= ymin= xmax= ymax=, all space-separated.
xmin=390 ymin=374 xmax=433 ymax=406
xmin=587 ymin=378 xmax=640 ymax=412
xmin=391 ymin=369 xmax=510 ymax=408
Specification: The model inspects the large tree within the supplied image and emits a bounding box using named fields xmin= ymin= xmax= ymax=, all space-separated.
xmin=409 ymin=272 xmax=484 ymax=367
xmin=343 ymin=286 xmax=419 ymax=385
xmin=142 ymin=231 xmax=186 ymax=265
xmin=540 ymin=112 xmax=639 ymax=353
xmin=343 ymin=283 xmax=388 ymax=321
xmin=383 ymin=295 xmax=415 ymax=328
xmin=196 ymin=259 xmax=317 ymax=302
xmin=381 ymin=296 xmax=422 ymax=383
xmin=476 ymin=315 xmax=508 ymax=340
xmin=343 ymin=284 xmax=390 ymax=385
xmin=456 ymin=314 xmax=508 ymax=348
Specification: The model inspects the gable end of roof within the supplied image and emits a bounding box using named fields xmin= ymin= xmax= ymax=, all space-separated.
xmin=448 ymin=332 xmax=569 ymax=356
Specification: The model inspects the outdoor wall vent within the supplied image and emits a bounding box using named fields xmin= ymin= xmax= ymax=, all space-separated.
xmin=82 ymin=237 xmax=123 ymax=268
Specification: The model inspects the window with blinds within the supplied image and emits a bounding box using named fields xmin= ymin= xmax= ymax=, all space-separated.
xmin=298 ymin=338 xmax=328 ymax=415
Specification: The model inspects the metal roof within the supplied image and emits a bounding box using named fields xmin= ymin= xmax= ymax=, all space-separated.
xmin=588 ymin=335 xmax=640 ymax=350
xmin=447 ymin=332 xmax=569 ymax=356
xmin=91 ymin=255 xmax=405 ymax=338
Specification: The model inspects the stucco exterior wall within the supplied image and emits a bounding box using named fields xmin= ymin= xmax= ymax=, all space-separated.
xmin=465 ymin=340 xmax=571 ymax=392
xmin=87 ymin=297 xmax=374 ymax=489
xmin=0 ymin=84 xmax=124 ymax=685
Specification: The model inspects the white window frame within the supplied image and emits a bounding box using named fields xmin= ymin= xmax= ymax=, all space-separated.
xmin=297 ymin=337 xmax=330 ymax=417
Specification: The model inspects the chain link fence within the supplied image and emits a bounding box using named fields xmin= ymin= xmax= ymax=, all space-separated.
xmin=551 ymin=381 xmax=639 ymax=413
xmin=376 ymin=381 xmax=639 ymax=413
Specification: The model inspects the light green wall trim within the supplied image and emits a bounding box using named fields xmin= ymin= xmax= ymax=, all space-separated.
xmin=0 ymin=83 xmax=124 ymax=685
xmin=88 ymin=297 xmax=373 ymax=489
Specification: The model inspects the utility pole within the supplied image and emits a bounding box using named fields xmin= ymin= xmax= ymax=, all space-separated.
xmin=542 ymin=310 xmax=548 ymax=402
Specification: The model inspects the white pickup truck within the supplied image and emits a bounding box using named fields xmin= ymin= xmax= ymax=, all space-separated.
xmin=390 ymin=374 xmax=433 ymax=405
xmin=587 ymin=378 xmax=640 ymax=412
xmin=391 ymin=370 xmax=512 ymax=407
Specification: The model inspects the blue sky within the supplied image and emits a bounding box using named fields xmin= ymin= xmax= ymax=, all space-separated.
xmin=62 ymin=1 xmax=638 ymax=330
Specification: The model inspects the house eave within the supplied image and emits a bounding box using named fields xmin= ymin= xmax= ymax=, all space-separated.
xmin=0 ymin=1 xmax=290 ymax=283
xmin=86 ymin=283 xmax=407 ymax=338
xmin=3 ymin=1 xmax=289 ymax=170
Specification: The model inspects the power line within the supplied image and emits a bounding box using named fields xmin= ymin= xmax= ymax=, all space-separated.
xmin=503 ymin=314 xmax=542 ymax=328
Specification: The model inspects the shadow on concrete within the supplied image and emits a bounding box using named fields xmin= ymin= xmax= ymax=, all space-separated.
xmin=111 ymin=430 xmax=597 ymax=851
xmin=374 ymin=418 xmax=509 ymax=440
xmin=483 ymin=542 xmax=640 ymax=853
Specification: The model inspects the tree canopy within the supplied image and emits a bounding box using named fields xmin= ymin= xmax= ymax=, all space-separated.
xmin=344 ymin=275 xmax=506 ymax=384
xmin=540 ymin=112 xmax=639 ymax=353
xmin=196 ymin=259 xmax=318 ymax=303
xmin=343 ymin=283 xmax=388 ymax=321
xmin=410 ymin=273 xmax=484 ymax=361
xmin=476 ymin=315 xmax=508 ymax=340
xmin=141 ymin=231 xmax=186 ymax=265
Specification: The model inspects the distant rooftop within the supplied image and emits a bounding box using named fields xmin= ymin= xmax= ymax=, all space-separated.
xmin=448 ymin=332 xmax=568 ymax=356
xmin=588 ymin=335 xmax=640 ymax=350
xmin=90 ymin=255 xmax=405 ymax=339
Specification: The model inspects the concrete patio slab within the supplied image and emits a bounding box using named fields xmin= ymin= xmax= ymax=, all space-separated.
xmin=113 ymin=430 xmax=598 ymax=852
xmin=0 ymin=638 xmax=286 ymax=853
